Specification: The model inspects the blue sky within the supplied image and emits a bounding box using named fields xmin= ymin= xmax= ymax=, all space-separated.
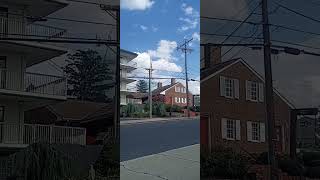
xmin=121 ymin=0 xmax=200 ymax=94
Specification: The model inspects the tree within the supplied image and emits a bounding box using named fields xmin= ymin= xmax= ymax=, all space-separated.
xmin=136 ymin=80 xmax=148 ymax=93
xmin=64 ymin=50 xmax=113 ymax=102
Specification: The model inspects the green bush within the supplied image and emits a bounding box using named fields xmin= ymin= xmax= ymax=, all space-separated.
xmin=122 ymin=103 xmax=144 ymax=117
xmin=144 ymin=102 xmax=167 ymax=117
xmin=278 ymin=159 xmax=304 ymax=176
xmin=94 ymin=141 xmax=120 ymax=178
xmin=201 ymin=146 xmax=250 ymax=178
xmin=153 ymin=102 xmax=166 ymax=117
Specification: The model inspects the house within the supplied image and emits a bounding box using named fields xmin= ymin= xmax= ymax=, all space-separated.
xmin=296 ymin=116 xmax=317 ymax=147
xmin=201 ymin=47 xmax=294 ymax=155
xmin=193 ymin=94 xmax=200 ymax=107
xmin=25 ymin=100 xmax=115 ymax=145
xmin=126 ymin=92 xmax=147 ymax=104
xmin=0 ymin=0 xmax=87 ymax=150
xmin=152 ymin=78 xmax=193 ymax=107
xmin=120 ymin=49 xmax=137 ymax=105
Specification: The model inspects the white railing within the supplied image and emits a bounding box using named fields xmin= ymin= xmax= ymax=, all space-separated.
xmin=0 ymin=69 xmax=67 ymax=96
xmin=0 ymin=17 xmax=66 ymax=39
xmin=0 ymin=123 xmax=86 ymax=145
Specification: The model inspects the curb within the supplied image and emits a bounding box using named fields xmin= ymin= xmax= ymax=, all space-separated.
xmin=120 ymin=117 xmax=199 ymax=125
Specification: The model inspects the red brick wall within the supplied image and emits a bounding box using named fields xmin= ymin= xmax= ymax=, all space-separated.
xmin=163 ymin=83 xmax=193 ymax=107
xmin=201 ymin=61 xmax=291 ymax=154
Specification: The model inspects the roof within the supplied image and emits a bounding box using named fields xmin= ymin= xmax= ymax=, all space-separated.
xmin=126 ymin=92 xmax=148 ymax=99
xmin=201 ymin=58 xmax=296 ymax=109
xmin=152 ymin=83 xmax=178 ymax=95
xmin=201 ymin=58 xmax=239 ymax=80
xmin=48 ymin=100 xmax=114 ymax=122
xmin=120 ymin=49 xmax=138 ymax=61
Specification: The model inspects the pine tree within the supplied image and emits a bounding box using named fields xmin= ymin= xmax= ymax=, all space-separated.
xmin=136 ymin=80 xmax=148 ymax=93
xmin=64 ymin=50 xmax=113 ymax=102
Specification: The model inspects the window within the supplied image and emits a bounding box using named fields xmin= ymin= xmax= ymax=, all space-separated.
xmin=175 ymin=97 xmax=178 ymax=103
xmin=252 ymin=122 xmax=260 ymax=141
xmin=225 ymin=78 xmax=233 ymax=97
xmin=220 ymin=76 xmax=239 ymax=99
xmin=222 ymin=118 xmax=241 ymax=141
xmin=246 ymin=80 xmax=264 ymax=102
xmin=247 ymin=121 xmax=265 ymax=143
xmin=250 ymin=82 xmax=258 ymax=101
xmin=227 ymin=119 xmax=235 ymax=139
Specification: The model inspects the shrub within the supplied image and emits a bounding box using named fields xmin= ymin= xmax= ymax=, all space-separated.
xmin=201 ymin=146 xmax=250 ymax=178
xmin=94 ymin=141 xmax=120 ymax=178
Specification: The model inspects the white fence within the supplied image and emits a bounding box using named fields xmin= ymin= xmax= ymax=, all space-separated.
xmin=0 ymin=17 xmax=66 ymax=39
xmin=0 ymin=69 xmax=67 ymax=96
xmin=0 ymin=123 xmax=86 ymax=145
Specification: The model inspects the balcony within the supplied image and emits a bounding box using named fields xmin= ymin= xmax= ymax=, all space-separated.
xmin=0 ymin=123 xmax=86 ymax=146
xmin=0 ymin=17 xmax=67 ymax=40
xmin=0 ymin=69 xmax=67 ymax=98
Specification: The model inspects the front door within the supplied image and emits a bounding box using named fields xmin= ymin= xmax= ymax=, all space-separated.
xmin=0 ymin=57 xmax=6 ymax=89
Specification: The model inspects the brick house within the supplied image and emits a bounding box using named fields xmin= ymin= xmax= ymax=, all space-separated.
xmin=201 ymin=51 xmax=294 ymax=155
xmin=152 ymin=78 xmax=193 ymax=107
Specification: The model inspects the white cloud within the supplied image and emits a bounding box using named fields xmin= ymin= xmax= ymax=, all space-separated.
xmin=151 ymin=26 xmax=158 ymax=32
xmin=152 ymin=59 xmax=182 ymax=72
xmin=178 ymin=3 xmax=199 ymax=32
xmin=121 ymin=0 xmax=155 ymax=11
xmin=129 ymin=40 xmax=185 ymax=90
xmin=140 ymin=25 xmax=148 ymax=31
xmin=192 ymin=32 xmax=200 ymax=41
xmin=148 ymin=40 xmax=178 ymax=60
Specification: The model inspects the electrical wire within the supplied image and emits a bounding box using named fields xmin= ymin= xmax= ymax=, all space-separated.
xmin=273 ymin=1 xmax=320 ymax=24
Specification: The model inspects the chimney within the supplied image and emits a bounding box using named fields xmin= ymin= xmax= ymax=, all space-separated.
xmin=157 ymin=82 xmax=162 ymax=88
xmin=171 ymin=78 xmax=176 ymax=85
xmin=204 ymin=45 xmax=221 ymax=68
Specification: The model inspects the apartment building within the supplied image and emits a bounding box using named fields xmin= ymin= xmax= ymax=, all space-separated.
xmin=120 ymin=49 xmax=137 ymax=105
xmin=201 ymin=47 xmax=294 ymax=155
xmin=0 ymin=0 xmax=87 ymax=150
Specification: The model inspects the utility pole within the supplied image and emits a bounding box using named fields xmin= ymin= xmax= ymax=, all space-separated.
xmin=177 ymin=38 xmax=193 ymax=117
xmin=147 ymin=61 xmax=153 ymax=118
xmin=262 ymin=0 xmax=276 ymax=179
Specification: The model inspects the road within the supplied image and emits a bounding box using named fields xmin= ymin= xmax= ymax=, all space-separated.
xmin=120 ymin=118 xmax=199 ymax=161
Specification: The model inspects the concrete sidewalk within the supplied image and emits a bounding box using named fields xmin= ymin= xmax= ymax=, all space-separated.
xmin=120 ymin=117 xmax=199 ymax=125
xmin=120 ymin=144 xmax=200 ymax=180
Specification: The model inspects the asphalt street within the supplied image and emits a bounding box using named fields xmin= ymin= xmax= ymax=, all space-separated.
xmin=120 ymin=118 xmax=199 ymax=161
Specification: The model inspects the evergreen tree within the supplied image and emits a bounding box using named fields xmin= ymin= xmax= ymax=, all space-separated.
xmin=64 ymin=50 xmax=113 ymax=102
xmin=136 ymin=80 xmax=148 ymax=93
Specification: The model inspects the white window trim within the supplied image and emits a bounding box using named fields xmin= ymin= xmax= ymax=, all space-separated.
xmin=220 ymin=76 xmax=239 ymax=99
xmin=251 ymin=122 xmax=260 ymax=143
xmin=247 ymin=121 xmax=266 ymax=143
xmin=246 ymin=80 xmax=264 ymax=102
xmin=175 ymin=97 xmax=178 ymax=103
xmin=222 ymin=118 xmax=241 ymax=141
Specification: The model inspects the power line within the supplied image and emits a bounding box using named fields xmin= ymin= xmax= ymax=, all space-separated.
xmin=220 ymin=2 xmax=262 ymax=44
xmin=6 ymin=12 xmax=116 ymax=27
xmin=273 ymin=1 xmax=320 ymax=24
xmin=201 ymin=33 xmax=320 ymax=50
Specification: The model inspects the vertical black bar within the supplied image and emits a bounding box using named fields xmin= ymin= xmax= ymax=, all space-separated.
xmin=262 ymin=0 xmax=276 ymax=178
